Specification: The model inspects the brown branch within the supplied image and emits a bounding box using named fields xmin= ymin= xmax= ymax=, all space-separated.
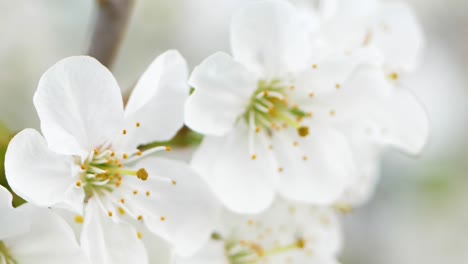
xmin=88 ymin=0 xmax=135 ymax=68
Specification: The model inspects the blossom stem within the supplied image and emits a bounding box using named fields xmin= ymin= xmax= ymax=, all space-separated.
xmin=88 ymin=0 xmax=136 ymax=68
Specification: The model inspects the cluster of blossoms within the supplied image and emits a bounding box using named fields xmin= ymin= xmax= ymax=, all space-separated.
xmin=0 ymin=0 xmax=428 ymax=263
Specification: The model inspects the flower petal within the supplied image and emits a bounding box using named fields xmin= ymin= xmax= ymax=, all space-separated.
xmin=231 ymin=0 xmax=311 ymax=77
xmin=0 ymin=185 xmax=12 ymax=208
xmin=5 ymin=129 xmax=82 ymax=210
xmin=191 ymin=123 xmax=279 ymax=213
xmin=115 ymin=157 xmax=221 ymax=257
xmin=273 ymin=124 xmax=354 ymax=204
xmin=327 ymin=67 xmax=429 ymax=155
xmin=338 ymin=122 xmax=382 ymax=205
xmin=0 ymin=186 xmax=30 ymax=240
xmin=121 ymin=50 xmax=189 ymax=150
xmin=186 ymin=52 xmax=256 ymax=136
xmin=5 ymin=204 xmax=88 ymax=264
xmin=80 ymin=199 xmax=148 ymax=264
xmin=292 ymin=48 xmax=382 ymax=105
xmin=34 ymin=56 xmax=124 ymax=156
xmin=176 ymin=240 xmax=227 ymax=264
xmin=372 ymin=2 xmax=424 ymax=71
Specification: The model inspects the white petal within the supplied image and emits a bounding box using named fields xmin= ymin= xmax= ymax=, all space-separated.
xmin=338 ymin=122 xmax=382 ymax=205
xmin=291 ymin=48 xmax=382 ymax=105
xmin=186 ymin=52 xmax=256 ymax=136
xmin=34 ymin=56 xmax=124 ymax=156
xmin=5 ymin=129 xmax=81 ymax=209
xmin=329 ymin=67 xmax=429 ymax=155
xmin=191 ymin=123 xmax=279 ymax=213
xmin=372 ymin=2 xmax=424 ymax=71
xmin=5 ymin=204 xmax=88 ymax=264
xmin=115 ymin=158 xmax=221 ymax=257
xmin=0 ymin=186 xmax=30 ymax=240
xmin=273 ymin=124 xmax=354 ymax=204
xmin=122 ymin=50 xmax=189 ymax=150
xmin=175 ymin=240 xmax=227 ymax=264
xmin=0 ymin=185 xmax=12 ymax=208
xmin=231 ymin=0 xmax=311 ymax=77
xmin=80 ymin=199 xmax=148 ymax=264
xmin=142 ymin=230 xmax=174 ymax=264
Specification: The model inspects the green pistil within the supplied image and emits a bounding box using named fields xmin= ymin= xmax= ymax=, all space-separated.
xmin=224 ymin=238 xmax=306 ymax=264
xmin=0 ymin=241 xmax=17 ymax=264
xmin=79 ymin=153 xmax=148 ymax=200
xmin=244 ymin=80 xmax=311 ymax=137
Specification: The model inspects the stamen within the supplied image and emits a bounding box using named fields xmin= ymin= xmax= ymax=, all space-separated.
xmin=74 ymin=216 xmax=84 ymax=224
xmin=136 ymin=168 xmax=149 ymax=181
xmin=297 ymin=126 xmax=309 ymax=137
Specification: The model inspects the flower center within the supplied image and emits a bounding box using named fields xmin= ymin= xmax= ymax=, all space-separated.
xmin=75 ymin=144 xmax=170 ymax=201
xmin=0 ymin=241 xmax=16 ymax=264
xmin=212 ymin=233 xmax=306 ymax=264
xmin=244 ymin=80 xmax=310 ymax=137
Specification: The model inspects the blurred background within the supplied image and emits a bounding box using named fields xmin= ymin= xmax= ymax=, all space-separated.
xmin=0 ymin=0 xmax=466 ymax=263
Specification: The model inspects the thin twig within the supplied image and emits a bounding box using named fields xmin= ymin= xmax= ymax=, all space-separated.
xmin=88 ymin=0 xmax=135 ymax=68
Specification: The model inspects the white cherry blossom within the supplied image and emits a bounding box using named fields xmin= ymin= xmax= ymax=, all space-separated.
xmin=185 ymin=0 xmax=388 ymax=213
xmin=292 ymin=0 xmax=429 ymax=205
xmin=5 ymin=51 xmax=220 ymax=263
xmin=0 ymin=185 xmax=89 ymax=264
xmin=177 ymin=198 xmax=342 ymax=264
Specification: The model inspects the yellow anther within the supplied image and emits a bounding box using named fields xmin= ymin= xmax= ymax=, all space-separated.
xmin=122 ymin=153 xmax=128 ymax=159
xmin=118 ymin=207 xmax=126 ymax=215
xmin=312 ymin=64 xmax=318 ymax=69
xmin=110 ymin=151 xmax=115 ymax=157
xmin=293 ymin=141 xmax=299 ymax=147
xmin=75 ymin=181 xmax=82 ymax=187
xmin=136 ymin=150 xmax=142 ymax=156
xmin=108 ymin=211 xmax=113 ymax=217
xmin=74 ymin=215 xmax=84 ymax=224
xmin=122 ymin=129 xmax=127 ymax=135
xmin=165 ymin=146 xmax=171 ymax=152
xmin=329 ymin=110 xmax=336 ymax=117
xmin=93 ymin=149 xmax=99 ymax=155
xmin=389 ymin=72 xmax=399 ymax=80
xmin=120 ymin=198 xmax=125 ymax=204
xmin=297 ymin=126 xmax=309 ymax=137
xmin=278 ymin=167 xmax=284 ymax=173
xmin=160 ymin=216 xmax=166 ymax=222
xmin=137 ymin=215 xmax=143 ymax=221
xmin=137 ymin=168 xmax=148 ymax=181
xmin=80 ymin=164 xmax=87 ymax=170
xmin=289 ymin=85 xmax=295 ymax=91
xmin=335 ymin=83 xmax=341 ymax=89
xmin=308 ymin=92 xmax=315 ymax=98
xmin=137 ymin=232 xmax=142 ymax=240
xmin=133 ymin=190 xmax=138 ymax=195
xmin=296 ymin=239 xmax=306 ymax=249
xmin=145 ymin=191 xmax=150 ymax=197
xmin=251 ymin=154 xmax=257 ymax=160
xmin=333 ymin=203 xmax=353 ymax=214
xmin=171 ymin=180 xmax=177 ymax=185
xmin=302 ymin=156 xmax=308 ymax=161
xmin=255 ymin=127 xmax=261 ymax=133
xmin=136 ymin=122 xmax=141 ymax=127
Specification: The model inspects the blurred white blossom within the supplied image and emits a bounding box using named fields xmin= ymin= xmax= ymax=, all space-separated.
xmin=177 ymin=198 xmax=342 ymax=264
xmin=186 ymin=0 xmax=428 ymax=213
xmin=0 ymin=185 xmax=88 ymax=264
